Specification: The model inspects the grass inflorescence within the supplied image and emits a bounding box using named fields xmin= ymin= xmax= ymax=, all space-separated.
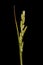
xmin=14 ymin=6 xmax=27 ymax=65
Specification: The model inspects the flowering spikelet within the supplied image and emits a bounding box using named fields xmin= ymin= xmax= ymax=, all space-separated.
xmin=19 ymin=11 xmax=27 ymax=52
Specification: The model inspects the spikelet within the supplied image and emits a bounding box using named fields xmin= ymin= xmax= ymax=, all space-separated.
xmin=19 ymin=11 xmax=27 ymax=51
